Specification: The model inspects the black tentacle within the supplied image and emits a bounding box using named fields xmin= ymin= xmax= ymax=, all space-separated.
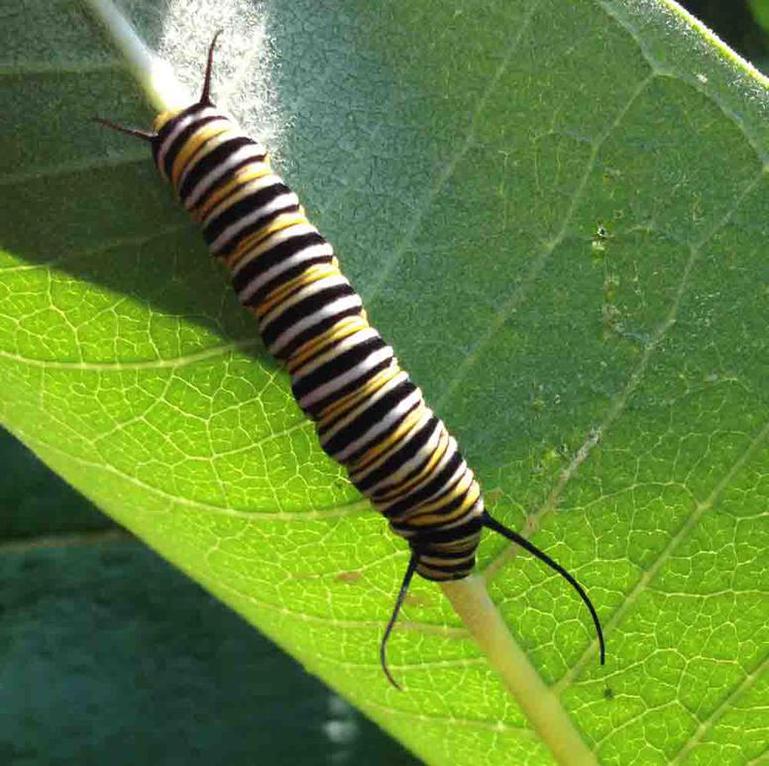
xmin=93 ymin=117 xmax=155 ymax=142
xmin=483 ymin=512 xmax=606 ymax=665
xmin=380 ymin=552 xmax=419 ymax=690
xmin=199 ymin=29 xmax=224 ymax=105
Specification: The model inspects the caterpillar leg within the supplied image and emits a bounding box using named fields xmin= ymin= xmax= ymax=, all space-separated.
xmin=380 ymin=551 xmax=418 ymax=690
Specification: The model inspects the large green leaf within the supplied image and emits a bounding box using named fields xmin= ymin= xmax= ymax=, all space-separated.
xmin=2 ymin=0 xmax=768 ymax=763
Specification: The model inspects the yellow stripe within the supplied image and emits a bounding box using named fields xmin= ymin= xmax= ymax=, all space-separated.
xmin=193 ymin=162 xmax=272 ymax=221
xmin=200 ymin=170 xmax=277 ymax=227
xmin=319 ymin=370 xmax=409 ymax=450
xmin=226 ymin=216 xmax=310 ymax=271
xmin=317 ymin=361 xmax=401 ymax=429
xmin=405 ymin=501 xmax=478 ymax=528
xmin=428 ymin=539 xmax=478 ymax=555
xmin=255 ymin=262 xmax=340 ymax=319
xmin=225 ymin=211 xmax=309 ymax=270
xmin=351 ymin=402 xmax=427 ymax=474
xmin=417 ymin=550 xmax=476 ymax=569
xmin=396 ymin=478 xmax=480 ymax=527
xmin=290 ymin=322 xmax=369 ymax=386
xmin=421 ymin=548 xmax=477 ymax=564
xmin=369 ymin=428 xmax=449 ymax=503
xmin=153 ymin=109 xmax=181 ymax=134
xmin=170 ymin=121 xmax=231 ymax=189
xmin=286 ymin=315 xmax=367 ymax=374
xmin=346 ymin=399 xmax=427 ymax=474
xmin=396 ymin=472 xmax=474 ymax=522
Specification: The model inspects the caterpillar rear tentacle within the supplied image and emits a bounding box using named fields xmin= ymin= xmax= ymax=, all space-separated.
xmin=380 ymin=552 xmax=418 ymax=690
xmin=97 ymin=31 xmax=606 ymax=690
xmin=482 ymin=513 xmax=606 ymax=665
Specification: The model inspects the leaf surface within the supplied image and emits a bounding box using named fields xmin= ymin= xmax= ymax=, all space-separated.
xmin=1 ymin=1 xmax=768 ymax=763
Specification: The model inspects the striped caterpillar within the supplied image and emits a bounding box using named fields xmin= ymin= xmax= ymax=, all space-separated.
xmin=97 ymin=33 xmax=605 ymax=688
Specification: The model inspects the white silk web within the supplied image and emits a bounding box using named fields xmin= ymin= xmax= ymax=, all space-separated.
xmin=87 ymin=0 xmax=286 ymax=157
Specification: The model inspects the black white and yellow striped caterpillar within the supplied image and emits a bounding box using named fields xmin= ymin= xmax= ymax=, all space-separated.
xmin=98 ymin=34 xmax=605 ymax=688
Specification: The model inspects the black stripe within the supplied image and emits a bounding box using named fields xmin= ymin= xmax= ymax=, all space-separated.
xmin=201 ymin=177 xmax=288 ymax=247
xmin=152 ymin=112 xmax=220 ymax=181
xmin=292 ymin=336 xmax=387 ymax=402
xmin=402 ymin=478 xmax=471 ymax=523
xmin=416 ymin=548 xmax=476 ymax=561
xmin=240 ymin=256 xmax=335 ymax=310
xmin=417 ymin=567 xmax=475 ymax=582
xmin=415 ymin=558 xmax=477 ymax=580
xmin=150 ymin=104 xmax=199 ymax=165
xmin=382 ymin=451 xmax=465 ymax=518
xmin=179 ymin=136 xmax=262 ymax=204
xmin=342 ymin=389 xmax=422 ymax=468
xmin=352 ymin=416 xmax=439 ymax=494
xmin=320 ymin=379 xmax=418 ymax=462
xmin=279 ymin=308 xmax=363 ymax=362
xmin=300 ymin=352 xmax=394 ymax=422
xmin=209 ymin=200 xmax=302 ymax=257
xmin=231 ymin=231 xmax=327 ymax=296
xmin=394 ymin=514 xmax=484 ymax=544
xmin=260 ymin=283 xmax=357 ymax=349
xmin=270 ymin=310 xmax=364 ymax=364
xmin=363 ymin=422 xmax=444 ymax=495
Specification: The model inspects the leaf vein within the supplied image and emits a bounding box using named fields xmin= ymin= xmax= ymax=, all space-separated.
xmin=0 ymin=151 xmax=148 ymax=187
xmin=364 ymin=0 xmax=543 ymax=304
xmin=435 ymin=72 xmax=655 ymax=413
xmin=554 ymin=415 xmax=769 ymax=694
xmin=483 ymin=166 xmax=765 ymax=581
xmin=0 ymin=340 xmax=260 ymax=371
xmin=669 ymin=649 xmax=769 ymax=763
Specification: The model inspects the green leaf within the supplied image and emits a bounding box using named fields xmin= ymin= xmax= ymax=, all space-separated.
xmin=2 ymin=1 xmax=768 ymax=764
xmin=750 ymin=0 xmax=769 ymax=38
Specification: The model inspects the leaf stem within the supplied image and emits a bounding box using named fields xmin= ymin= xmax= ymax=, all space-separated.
xmin=440 ymin=576 xmax=597 ymax=766
xmin=82 ymin=0 xmax=191 ymax=112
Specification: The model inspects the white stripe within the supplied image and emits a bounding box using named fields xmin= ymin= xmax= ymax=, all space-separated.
xmin=268 ymin=294 xmax=363 ymax=357
xmin=421 ymin=493 xmax=485 ymax=530
xmin=352 ymin=407 xmax=437 ymax=484
xmin=259 ymin=273 xmax=350 ymax=331
xmin=387 ymin=466 xmax=479 ymax=526
xmin=365 ymin=417 xmax=443 ymax=495
xmin=231 ymin=223 xmax=319 ymax=277
xmin=202 ymin=173 xmax=282 ymax=227
xmin=156 ymin=107 xmax=219 ymax=179
xmin=392 ymin=498 xmax=483 ymax=537
xmin=184 ymin=144 xmax=268 ymax=208
xmin=292 ymin=327 xmax=379 ymax=381
xmin=209 ymin=190 xmax=299 ymax=254
xmin=177 ymin=125 xmax=243 ymax=189
xmin=298 ymin=345 xmax=395 ymax=410
xmin=317 ymin=371 xmax=409 ymax=447
xmin=382 ymin=437 xmax=462 ymax=513
xmin=415 ymin=456 xmax=468 ymax=509
xmin=237 ymin=243 xmax=334 ymax=304
xmin=331 ymin=387 xmax=423 ymax=464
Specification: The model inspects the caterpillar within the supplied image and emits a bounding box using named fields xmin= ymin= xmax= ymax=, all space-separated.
xmin=97 ymin=33 xmax=606 ymax=688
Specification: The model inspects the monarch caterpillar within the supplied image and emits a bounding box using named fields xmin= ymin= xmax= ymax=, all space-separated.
xmin=97 ymin=33 xmax=606 ymax=688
